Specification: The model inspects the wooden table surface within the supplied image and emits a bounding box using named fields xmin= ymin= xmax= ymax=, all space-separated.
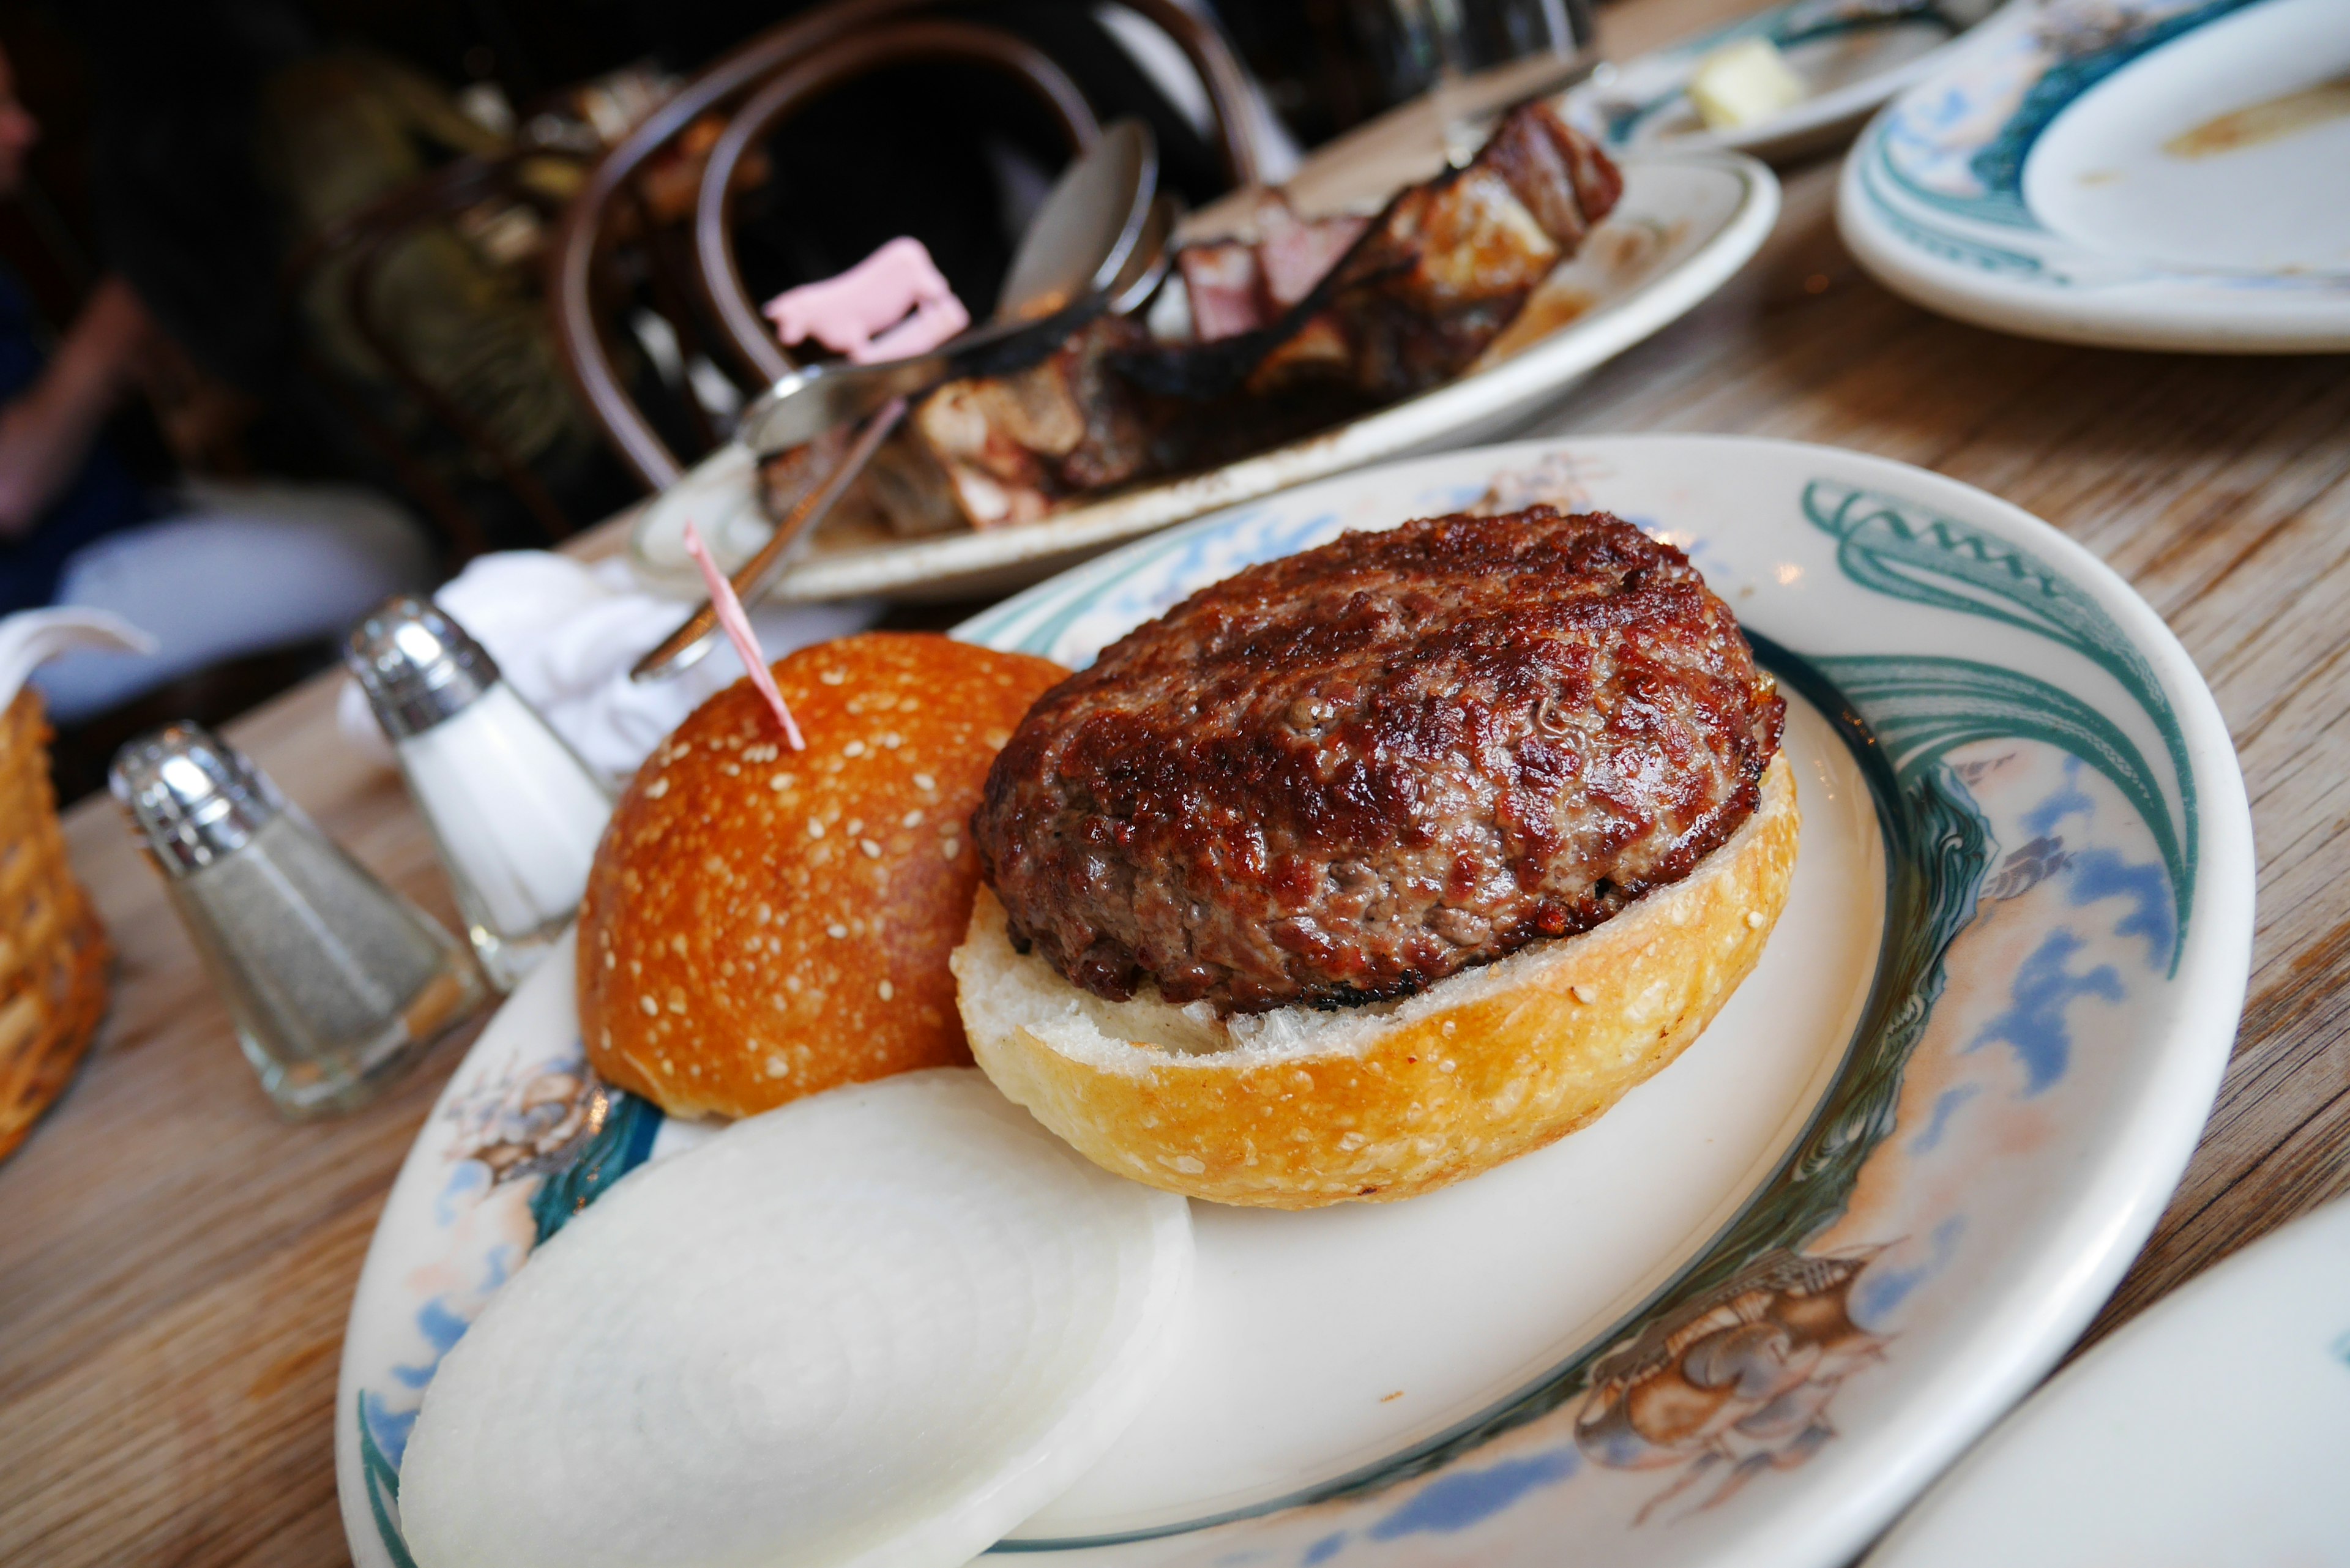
xmin=8 ymin=7 xmax=2349 ymax=1562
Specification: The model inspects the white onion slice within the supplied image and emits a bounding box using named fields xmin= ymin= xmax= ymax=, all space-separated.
xmin=398 ymin=1068 xmax=1193 ymax=1568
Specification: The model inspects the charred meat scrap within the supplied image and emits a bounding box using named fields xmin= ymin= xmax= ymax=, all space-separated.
xmin=759 ymin=103 xmax=1622 ymax=535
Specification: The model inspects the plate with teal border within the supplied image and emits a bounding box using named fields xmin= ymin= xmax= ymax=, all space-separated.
xmin=1562 ymin=0 xmax=2009 ymax=163
xmin=1838 ymin=0 xmax=2350 ymax=351
xmin=337 ymin=434 xmax=2251 ymax=1568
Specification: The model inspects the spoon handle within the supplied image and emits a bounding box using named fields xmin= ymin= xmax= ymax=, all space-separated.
xmin=630 ymin=397 xmax=908 ymax=683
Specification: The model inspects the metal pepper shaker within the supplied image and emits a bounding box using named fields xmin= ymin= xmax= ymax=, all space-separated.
xmin=111 ymin=723 xmax=486 ymax=1119
xmin=345 ymin=597 xmax=613 ymax=991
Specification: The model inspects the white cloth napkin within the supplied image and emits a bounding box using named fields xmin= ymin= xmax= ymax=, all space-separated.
xmin=0 ymin=607 xmax=158 ymax=712
xmin=337 ymin=551 xmax=879 ymax=783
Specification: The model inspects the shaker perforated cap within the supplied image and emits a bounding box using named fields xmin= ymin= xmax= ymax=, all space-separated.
xmin=110 ymin=722 xmax=286 ymax=875
xmin=346 ymin=595 xmax=501 ymax=740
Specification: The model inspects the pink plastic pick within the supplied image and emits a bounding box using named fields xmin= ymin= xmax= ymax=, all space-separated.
xmin=681 ymin=519 xmax=805 ymax=750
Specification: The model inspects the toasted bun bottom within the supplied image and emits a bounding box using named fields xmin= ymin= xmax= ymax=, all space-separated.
xmin=952 ymin=751 xmax=1799 ymax=1208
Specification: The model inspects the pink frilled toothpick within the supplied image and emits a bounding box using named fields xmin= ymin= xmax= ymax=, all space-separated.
xmin=681 ymin=519 xmax=805 ymax=751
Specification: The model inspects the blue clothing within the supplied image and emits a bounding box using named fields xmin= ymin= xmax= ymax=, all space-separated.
xmin=0 ymin=269 xmax=159 ymax=614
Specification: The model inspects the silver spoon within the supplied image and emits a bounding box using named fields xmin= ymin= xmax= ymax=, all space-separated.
xmin=633 ymin=119 xmax=1159 ymax=681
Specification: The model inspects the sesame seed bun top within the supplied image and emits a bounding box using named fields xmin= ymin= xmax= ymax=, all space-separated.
xmin=578 ymin=632 xmax=1065 ymax=1120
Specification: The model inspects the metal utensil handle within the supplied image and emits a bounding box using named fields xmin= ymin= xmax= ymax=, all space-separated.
xmin=630 ymin=397 xmax=908 ymax=682
xmin=739 ymin=291 xmax=1109 ymax=457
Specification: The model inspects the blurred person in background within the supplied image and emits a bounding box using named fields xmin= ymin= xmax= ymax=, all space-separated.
xmin=57 ymin=0 xmax=640 ymax=552
xmin=0 ymin=34 xmax=432 ymax=723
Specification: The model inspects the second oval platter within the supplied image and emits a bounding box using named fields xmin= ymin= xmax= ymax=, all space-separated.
xmin=629 ymin=154 xmax=1777 ymax=606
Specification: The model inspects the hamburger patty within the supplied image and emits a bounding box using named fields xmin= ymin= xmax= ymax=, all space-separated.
xmin=972 ymin=508 xmax=1786 ymax=1014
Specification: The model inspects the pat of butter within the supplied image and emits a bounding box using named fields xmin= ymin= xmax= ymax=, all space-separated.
xmin=1687 ymin=37 xmax=1808 ymax=132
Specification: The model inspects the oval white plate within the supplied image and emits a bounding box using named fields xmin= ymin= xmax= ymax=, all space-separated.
xmin=1562 ymin=0 xmax=2009 ymax=163
xmin=343 ymin=434 xmax=2251 ymax=1568
xmin=629 ymin=153 xmax=1777 ymax=605
xmin=1867 ymin=1193 xmax=2350 ymax=1566
xmin=1838 ymin=0 xmax=2350 ymax=351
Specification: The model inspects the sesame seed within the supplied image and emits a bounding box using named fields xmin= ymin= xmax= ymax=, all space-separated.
xmin=846 ymin=819 xmax=863 ymax=835
xmin=878 ymin=980 xmax=894 ymax=1001
xmin=807 ymin=820 xmax=825 ymax=838
xmin=722 ymin=762 xmax=740 ymax=775
xmin=769 ymin=774 xmax=793 ymax=791
xmin=819 ymin=668 xmax=846 ymax=685
xmin=638 ymin=996 xmax=658 ymax=1017
xmin=984 ymin=730 xmax=1010 ymax=749
xmin=1572 ymin=984 xmax=1597 ymax=1004
xmin=942 ymin=839 xmax=961 ymax=860
xmin=861 ymin=838 xmax=882 ymax=859
xmin=1745 ymin=910 xmax=1768 ymax=928
xmin=844 ymin=740 xmax=867 ymax=758
xmin=881 ymin=733 xmax=902 ymax=749
xmin=912 ymin=773 xmax=936 ymax=791
xmin=645 ymin=777 xmax=670 ymax=799
xmin=902 ymin=810 xmax=923 ymax=828
xmin=827 ymin=923 xmax=848 ymax=939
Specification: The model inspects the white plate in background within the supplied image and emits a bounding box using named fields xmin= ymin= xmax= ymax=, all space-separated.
xmin=1563 ymin=0 xmax=2010 ymax=163
xmin=1867 ymin=1194 xmax=2350 ymax=1567
xmin=1839 ymin=0 xmax=2350 ymax=351
xmin=629 ymin=154 xmax=1777 ymax=605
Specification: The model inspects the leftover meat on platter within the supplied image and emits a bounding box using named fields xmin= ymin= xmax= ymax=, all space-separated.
xmin=762 ymin=103 xmax=1625 ymax=537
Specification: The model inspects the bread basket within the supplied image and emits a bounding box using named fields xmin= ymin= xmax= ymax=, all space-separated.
xmin=0 ymin=688 xmax=110 ymax=1162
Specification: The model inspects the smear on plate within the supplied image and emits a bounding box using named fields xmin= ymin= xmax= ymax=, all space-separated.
xmin=2164 ymin=73 xmax=2350 ymax=159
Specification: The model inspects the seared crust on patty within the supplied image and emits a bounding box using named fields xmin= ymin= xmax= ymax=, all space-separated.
xmin=971 ymin=508 xmax=1785 ymax=1014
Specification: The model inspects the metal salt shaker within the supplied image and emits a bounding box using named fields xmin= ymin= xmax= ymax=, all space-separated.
xmin=111 ymin=723 xmax=487 ymax=1119
xmin=345 ymin=597 xmax=613 ymax=991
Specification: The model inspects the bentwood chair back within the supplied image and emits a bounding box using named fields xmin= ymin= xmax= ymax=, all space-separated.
xmin=549 ymin=0 xmax=1265 ymax=491
xmin=286 ymin=149 xmax=591 ymax=554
